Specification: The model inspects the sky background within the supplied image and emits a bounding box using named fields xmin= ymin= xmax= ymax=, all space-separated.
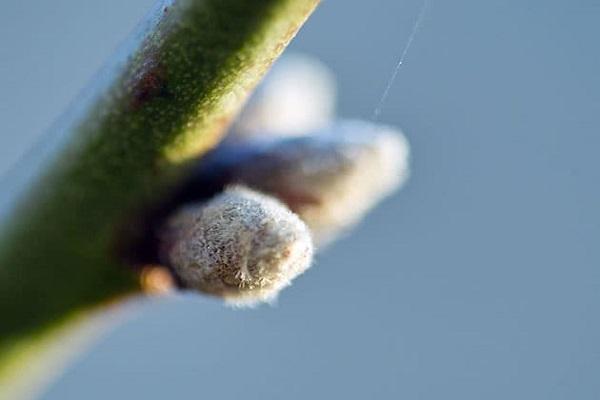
xmin=1 ymin=0 xmax=600 ymax=399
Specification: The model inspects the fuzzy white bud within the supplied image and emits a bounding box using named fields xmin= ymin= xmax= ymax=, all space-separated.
xmin=213 ymin=120 xmax=410 ymax=245
xmin=163 ymin=186 xmax=313 ymax=306
xmin=231 ymin=53 xmax=336 ymax=140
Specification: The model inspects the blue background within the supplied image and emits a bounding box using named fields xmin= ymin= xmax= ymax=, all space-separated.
xmin=1 ymin=0 xmax=599 ymax=398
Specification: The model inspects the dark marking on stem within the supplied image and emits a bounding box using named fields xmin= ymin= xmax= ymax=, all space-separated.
xmin=130 ymin=60 xmax=171 ymax=111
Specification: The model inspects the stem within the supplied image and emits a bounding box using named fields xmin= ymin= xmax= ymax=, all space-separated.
xmin=0 ymin=0 xmax=319 ymax=396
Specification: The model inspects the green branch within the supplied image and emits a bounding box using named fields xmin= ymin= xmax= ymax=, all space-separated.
xmin=0 ymin=0 xmax=319 ymax=397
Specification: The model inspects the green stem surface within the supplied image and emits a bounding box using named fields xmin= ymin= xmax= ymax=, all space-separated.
xmin=0 ymin=0 xmax=318 ymax=397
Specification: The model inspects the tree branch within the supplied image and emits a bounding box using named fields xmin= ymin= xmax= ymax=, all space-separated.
xmin=0 ymin=0 xmax=319 ymax=397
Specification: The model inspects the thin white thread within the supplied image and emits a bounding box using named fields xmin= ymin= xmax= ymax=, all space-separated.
xmin=373 ymin=0 xmax=429 ymax=121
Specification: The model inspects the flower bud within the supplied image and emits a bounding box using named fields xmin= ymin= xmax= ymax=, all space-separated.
xmin=201 ymin=120 xmax=409 ymax=246
xmin=163 ymin=186 xmax=313 ymax=305
xmin=231 ymin=53 xmax=336 ymax=140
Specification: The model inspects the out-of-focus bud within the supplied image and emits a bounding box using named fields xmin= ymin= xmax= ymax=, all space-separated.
xmin=231 ymin=53 xmax=336 ymax=140
xmin=162 ymin=186 xmax=313 ymax=306
xmin=200 ymin=120 xmax=410 ymax=246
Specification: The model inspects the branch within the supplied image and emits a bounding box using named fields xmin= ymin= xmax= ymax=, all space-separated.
xmin=0 ymin=0 xmax=319 ymax=397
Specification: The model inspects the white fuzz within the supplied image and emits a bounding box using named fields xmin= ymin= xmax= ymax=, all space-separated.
xmin=165 ymin=186 xmax=313 ymax=305
xmin=232 ymin=53 xmax=336 ymax=139
xmin=224 ymin=120 xmax=410 ymax=246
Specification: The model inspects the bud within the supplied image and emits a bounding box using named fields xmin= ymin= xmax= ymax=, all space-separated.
xmin=163 ymin=186 xmax=313 ymax=306
xmin=201 ymin=120 xmax=410 ymax=246
xmin=231 ymin=53 xmax=336 ymax=140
